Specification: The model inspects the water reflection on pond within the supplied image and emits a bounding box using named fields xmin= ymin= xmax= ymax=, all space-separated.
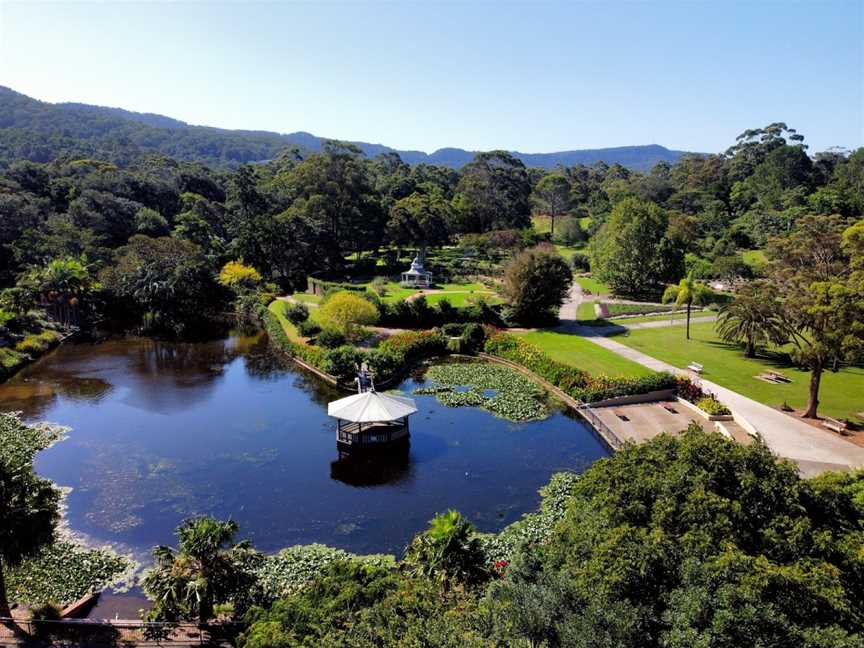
xmin=0 ymin=331 xmax=610 ymax=556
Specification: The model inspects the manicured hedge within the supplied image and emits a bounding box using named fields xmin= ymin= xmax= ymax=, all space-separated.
xmin=483 ymin=329 xmax=678 ymax=403
xmin=307 ymin=277 xmax=367 ymax=296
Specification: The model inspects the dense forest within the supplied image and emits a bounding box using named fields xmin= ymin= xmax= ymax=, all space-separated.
xmin=0 ymin=113 xmax=860 ymax=332
xmin=0 ymin=87 xmax=688 ymax=171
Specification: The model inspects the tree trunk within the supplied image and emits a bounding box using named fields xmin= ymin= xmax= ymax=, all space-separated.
xmin=550 ymin=214 xmax=555 ymax=239
xmin=198 ymin=593 xmax=213 ymax=626
xmin=685 ymin=301 xmax=691 ymax=340
xmin=745 ymin=336 xmax=755 ymax=358
xmin=0 ymin=560 xmax=11 ymax=618
xmin=803 ymin=359 xmax=823 ymax=419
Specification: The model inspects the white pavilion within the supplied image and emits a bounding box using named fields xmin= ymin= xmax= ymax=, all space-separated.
xmin=400 ymin=254 xmax=432 ymax=288
xmin=328 ymin=390 xmax=418 ymax=449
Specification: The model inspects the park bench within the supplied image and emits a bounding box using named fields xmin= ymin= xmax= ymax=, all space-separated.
xmin=687 ymin=362 xmax=703 ymax=374
xmin=822 ymin=417 xmax=849 ymax=434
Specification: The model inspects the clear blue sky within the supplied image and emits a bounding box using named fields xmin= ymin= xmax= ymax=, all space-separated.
xmin=1 ymin=1 xmax=861 ymax=154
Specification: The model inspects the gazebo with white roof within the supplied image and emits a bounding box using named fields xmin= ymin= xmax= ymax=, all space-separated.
xmin=400 ymin=255 xmax=432 ymax=288
xmin=328 ymin=390 xmax=418 ymax=449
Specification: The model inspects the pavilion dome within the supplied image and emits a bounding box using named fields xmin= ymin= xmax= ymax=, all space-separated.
xmin=327 ymin=390 xmax=418 ymax=423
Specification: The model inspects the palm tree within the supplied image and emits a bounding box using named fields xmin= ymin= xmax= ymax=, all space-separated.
xmin=142 ymin=516 xmax=251 ymax=624
xmin=716 ymin=281 xmax=789 ymax=358
xmin=662 ymin=273 xmax=712 ymax=340
xmin=403 ymin=509 xmax=488 ymax=586
xmin=28 ymin=257 xmax=95 ymax=326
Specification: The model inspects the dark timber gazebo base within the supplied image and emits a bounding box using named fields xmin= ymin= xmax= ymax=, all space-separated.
xmin=336 ymin=418 xmax=410 ymax=449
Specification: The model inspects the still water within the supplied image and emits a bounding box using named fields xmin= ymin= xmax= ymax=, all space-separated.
xmin=0 ymin=331 xmax=609 ymax=558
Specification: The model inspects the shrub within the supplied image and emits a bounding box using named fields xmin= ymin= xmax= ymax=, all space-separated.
xmin=571 ymin=251 xmax=590 ymax=272
xmin=364 ymin=348 xmax=403 ymax=381
xmin=369 ymin=276 xmax=389 ymax=297
xmin=322 ymin=346 xmax=361 ymax=382
xmin=14 ymin=330 xmax=60 ymax=355
xmin=380 ymin=330 xmax=447 ymax=361
xmin=317 ymin=328 xmax=348 ymax=349
xmin=441 ymin=323 xmax=465 ymax=337
xmin=219 ymin=261 xmax=263 ymax=294
xmin=501 ymin=246 xmax=573 ymax=325
xmin=283 ymin=302 xmax=309 ymax=325
xmin=403 ymin=510 xmax=489 ymax=586
xmin=696 ymin=396 xmax=731 ymax=416
xmin=460 ymin=322 xmax=486 ymax=352
xmin=296 ymin=319 xmax=321 ymax=337
xmin=318 ymin=292 xmax=379 ymax=339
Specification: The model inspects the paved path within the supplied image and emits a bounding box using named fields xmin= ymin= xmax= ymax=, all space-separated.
xmin=557 ymin=285 xmax=864 ymax=475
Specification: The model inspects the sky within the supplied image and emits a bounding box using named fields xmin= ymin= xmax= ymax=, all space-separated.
xmin=0 ymin=1 xmax=861 ymax=155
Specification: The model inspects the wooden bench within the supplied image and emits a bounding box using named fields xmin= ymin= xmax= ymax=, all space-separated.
xmin=687 ymin=362 xmax=703 ymax=374
xmin=822 ymin=417 xmax=849 ymax=434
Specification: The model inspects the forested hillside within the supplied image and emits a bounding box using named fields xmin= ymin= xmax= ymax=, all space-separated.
xmin=0 ymin=87 xmax=689 ymax=170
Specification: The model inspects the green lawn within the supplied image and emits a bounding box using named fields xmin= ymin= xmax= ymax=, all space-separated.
xmin=617 ymin=321 xmax=864 ymax=420
xmin=268 ymin=300 xmax=305 ymax=341
xmin=292 ymin=293 xmax=323 ymax=305
xmin=576 ymin=301 xmax=597 ymax=321
xmin=611 ymin=311 xmax=712 ymax=325
xmin=516 ymin=331 xmax=654 ymax=378
xmin=575 ymin=276 xmax=611 ymax=296
xmin=424 ymin=291 xmax=501 ymax=307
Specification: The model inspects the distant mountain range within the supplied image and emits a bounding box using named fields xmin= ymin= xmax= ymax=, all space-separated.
xmin=0 ymin=86 xmax=694 ymax=171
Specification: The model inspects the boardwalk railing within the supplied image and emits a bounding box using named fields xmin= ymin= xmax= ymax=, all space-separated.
xmin=576 ymin=403 xmax=624 ymax=450
xmin=0 ymin=617 xmax=241 ymax=646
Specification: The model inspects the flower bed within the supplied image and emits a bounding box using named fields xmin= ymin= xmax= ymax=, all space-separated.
xmin=483 ymin=330 xmax=677 ymax=403
xmin=676 ymin=376 xmax=732 ymax=418
xmin=696 ymin=396 xmax=731 ymax=417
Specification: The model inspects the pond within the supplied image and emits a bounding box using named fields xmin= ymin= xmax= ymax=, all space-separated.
xmin=0 ymin=331 xmax=610 ymax=560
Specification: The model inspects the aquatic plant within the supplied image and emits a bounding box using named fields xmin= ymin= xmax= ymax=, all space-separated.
xmin=6 ymin=540 xmax=132 ymax=607
xmin=415 ymin=362 xmax=548 ymax=422
xmin=253 ymin=544 xmax=396 ymax=603
xmin=476 ymin=471 xmax=580 ymax=564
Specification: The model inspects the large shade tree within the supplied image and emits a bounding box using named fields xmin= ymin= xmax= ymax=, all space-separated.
xmin=0 ymin=414 xmax=63 ymax=617
xmin=767 ymin=214 xmax=863 ymax=418
xmin=386 ymin=191 xmax=452 ymax=254
xmin=531 ymin=172 xmax=572 ymax=238
xmin=589 ymin=197 xmax=684 ymax=295
xmin=453 ymin=151 xmax=532 ymax=233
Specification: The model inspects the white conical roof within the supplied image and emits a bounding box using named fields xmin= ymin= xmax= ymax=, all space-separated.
xmin=327 ymin=390 xmax=418 ymax=423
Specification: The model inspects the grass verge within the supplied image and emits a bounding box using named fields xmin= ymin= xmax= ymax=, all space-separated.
xmin=617 ymin=321 xmax=864 ymax=420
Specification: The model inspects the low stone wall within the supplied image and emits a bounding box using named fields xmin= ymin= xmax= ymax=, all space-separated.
xmin=587 ymin=389 xmax=677 ymax=408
